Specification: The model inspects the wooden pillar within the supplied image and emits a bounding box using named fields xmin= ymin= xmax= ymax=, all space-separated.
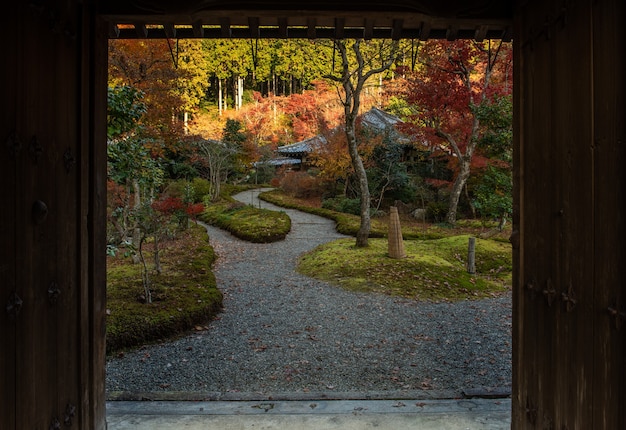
xmin=467 ymin=237 xmax=476 ymax=274
xmin=1 ymin=2 xmax=108 ymax=429
xmin=512 ymin=0 xmax=625 ymax=428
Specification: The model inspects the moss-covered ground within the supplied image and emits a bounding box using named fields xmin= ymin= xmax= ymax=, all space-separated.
xmin=298 ymin=235 xmax=511 ymax=301
xmin=106 ymin=223 xmax=223 ymax=355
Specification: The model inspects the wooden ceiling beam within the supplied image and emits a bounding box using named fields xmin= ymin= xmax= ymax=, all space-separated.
xmin=307 ymin=17 xmax=316 ymax=39
xmin=334 ymin=17 xmax=345 ymax=39
xmin=134 ymin=23 xmax=148 ymax=37
xmin=363 ymin=18 xmax=374 ymax=40
xmin=248 ymin=17 xmax=260 ymax=38
xmin=163 ymin=23 xmax=176 ymax=38
xmin=474 ymin=25 xmax=488 ymax=42
xmin=192 ymin=20 xmax=204 ymax=37
xmin=446 ymin=25 xmax=458 ymax=41
xmin=278 ymin=17 xmax=288 ymax=38
xmin=419 ymin=21 xmax=431 ymax=40
xmin=108 ymin=22 xmax=120 ymax=38
xmin=219 ymin=17 xmax=231 ymax=37
xmin=391 ymin=19 xmax=403 ymax=40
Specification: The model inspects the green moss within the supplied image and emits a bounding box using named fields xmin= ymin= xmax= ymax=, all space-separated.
xmin=297 ymin=236 xmax=512 ymax=302
xmin=200 ymin=200 xmax=291 ymax=243
xmin=106 ymin=224 xmax=223 ymax=355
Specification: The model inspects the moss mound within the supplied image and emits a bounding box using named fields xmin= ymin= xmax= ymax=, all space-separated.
xmin=106 ymin=224 xmax=223 ymax=354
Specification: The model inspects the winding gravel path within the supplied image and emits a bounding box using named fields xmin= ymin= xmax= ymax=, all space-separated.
xmin=106 ymin=189 xmax=512 ymax=399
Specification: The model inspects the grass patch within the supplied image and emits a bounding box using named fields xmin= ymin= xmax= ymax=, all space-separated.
xmin=297 ymin=235 xmax=512 ymax=301
xmin=106 ymin=224 xmax=223 ymax=355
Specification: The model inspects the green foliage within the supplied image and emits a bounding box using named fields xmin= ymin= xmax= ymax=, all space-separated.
xmin=107 ymin=85 xmax=147 ymax=139
xmin=367 ymin=142 xmax=417 ymax=206
xmin=472 ymin=165 xmax=513 ymax=221
xmin=222 ymin=118 xmax=247 ymax=146
xmin=166 ymin=158 xmax=198 ymax=180
xmin=107 ymin=137 xmax=163 ymax=188
xmin=386 ymin=96 xmax=417 ymax=120
xmin=426 ymin=201 xmax=448 ymax=223
xmin=321 ymin=196 xmax=361 ymax=216
xmin=191 ymin=177 xmax=212 ymax=202
xmin=472 ymin=94 xmax=513 ymax=222
xmin=475 ymin=95 xmax=513 ymax=162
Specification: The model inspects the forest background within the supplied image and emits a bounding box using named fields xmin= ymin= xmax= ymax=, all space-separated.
xmin=106 ymin=37 xmax=513 ymax=254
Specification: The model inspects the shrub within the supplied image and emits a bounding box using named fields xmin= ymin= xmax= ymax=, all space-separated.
xmin=191 ymin=177 xmax=212 ymax=202
xmin=321 ymin=196 xmax=361 ymax=216
xmin=426 ymin=201 xmax=448 ymax=223
xmin=279 ymin=171 xmax=322 ymax=198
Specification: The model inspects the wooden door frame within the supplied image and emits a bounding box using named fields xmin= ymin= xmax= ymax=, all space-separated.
xmin=5 ymin=1 xmax=615 ymax=428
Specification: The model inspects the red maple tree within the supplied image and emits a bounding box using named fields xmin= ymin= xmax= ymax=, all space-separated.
xmin=395 ymin=39 xmax=513 ymax=223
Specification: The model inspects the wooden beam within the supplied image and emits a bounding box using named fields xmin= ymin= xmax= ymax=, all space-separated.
xmin=446 ymin=25 xmax=458 ymax=41
xmin=501 ymin=25 xmax=513 ymax=42
xmin=248 ymin=17 xmax=260 ymax=38
xmin=134 ymin=23 xmax=147 ymax=37
xmin=334 ymin=17 xmax=345 ymax=39
xmin=278 ymin=17 xmax=288 ymax=38
xmin=108 ymin=22 xmax=120 ymax=38
xmin=219 ymin=17 xmax=231 ymax=37
xmin=419 ymin=20 xmax=431 ymax=40
xmin=192 ymin=20 xmax=204 ymax=37
xmin=364 ymin=18 xmax=374 ymax=40
xmin=474 ymin=25 xmax=488 ymax=42
xmin=391 ymin=19 xmax=403 ymax=40
xmin=163 ymin=23 xmax=176 ymax=38
xmin=307 ymin=17 xmax=316 ymax=39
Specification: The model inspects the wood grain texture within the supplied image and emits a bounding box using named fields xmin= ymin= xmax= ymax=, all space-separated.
xmin=591 ymin=0 xmax=626 ymax=428
xmin=513 ymin=0 xmax=624 ymax=428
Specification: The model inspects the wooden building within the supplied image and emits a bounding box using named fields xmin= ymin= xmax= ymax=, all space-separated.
xmin=2 ymin=0 xmax=624 ymax=428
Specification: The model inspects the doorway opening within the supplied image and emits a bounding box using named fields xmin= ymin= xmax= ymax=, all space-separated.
xmin=103 ymin=17 xmax=514 ymax=404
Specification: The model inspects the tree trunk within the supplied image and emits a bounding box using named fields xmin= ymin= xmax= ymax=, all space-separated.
xmin=446 ymin=157 xmax=471 ymax=224
xmin=328 ymin=39 xmax=397 ymax=246
xmin=346 ymin=115 xmax=371 ymax=247
xmin=132 ymin=178 xmax=142 ymax=263
xmin=153 ymin=233 xmax=162 ymax=275
xmin=218 ymin=78 xmax=223 ymax=116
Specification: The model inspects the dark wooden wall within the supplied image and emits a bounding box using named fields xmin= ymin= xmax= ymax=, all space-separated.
xmin=1 ymin=1 xmax=108 ymax=429
xmin=512 ymin=0 xmax=625 ymax=428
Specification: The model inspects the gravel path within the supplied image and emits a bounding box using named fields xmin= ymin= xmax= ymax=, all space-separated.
xmin=106 ymin=189 xmax=512 ymax=399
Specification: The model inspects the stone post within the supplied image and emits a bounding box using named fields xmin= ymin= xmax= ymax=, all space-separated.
xmin=388 ymin=206 xmax=406 ymax=259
